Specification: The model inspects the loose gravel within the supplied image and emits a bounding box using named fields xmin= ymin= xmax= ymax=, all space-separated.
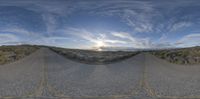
xmin=46 ymin=49 xmax=144 ymax=97
xmin=145 ymin=53 xmax=200 ymax=97
xmin=0 ymin=49 xmax=44 ymax=97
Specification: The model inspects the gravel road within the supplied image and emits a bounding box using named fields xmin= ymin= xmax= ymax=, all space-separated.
xmin=0 ymin=49 xmax=44 ymax=97
xmin=0 ymin=48 xmax=200 ymax=99
xmin=46 ymin=49 xmax=144 ymax=97
xmin=145 ymin=53 xmax=200 ymax=98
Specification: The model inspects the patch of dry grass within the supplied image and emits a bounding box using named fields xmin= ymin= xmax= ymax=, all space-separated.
xmin=0 ymin=45 xmax=39 ymax=65
xmin=151 ymin=46 xmax=200 ymax=64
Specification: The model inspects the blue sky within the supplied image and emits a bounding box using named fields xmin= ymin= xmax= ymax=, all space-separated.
xmin=0 ymin=0 xmax=200 ymax=49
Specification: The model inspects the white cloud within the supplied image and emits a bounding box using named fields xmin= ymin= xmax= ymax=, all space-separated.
xmin=111 ymin=32 xmax=136 ymax=42
xmin=0 ymin=34 xmax=20 ymax=45
xmin=1 ymin=27 xmax=35 ymax=36
xmin=158 ymin=34 xmax=168 ymax=42
xmin=0 ymin=0 xmax=72 ymax=15
xmin=86 ymin=1 xmax=155 ymax=33
xmin=0 ymin=27 xmax=58 ymax=46
xmin=30 ymin=36 xmax=72 ymax=46
xmin=60 ymin=27 xmax=160 ymax=48
xmin=121 ymin=9 xmax=154 ymax=33
xmin=176 ymin=33 xmax=200 ymax=47
xmin=0 ymin=27 xmax=39 ymax=45
xmin=42 ymin=14 xmax=58 ymax=34
xmin=170 ymin=22 xmax=192 ymax=32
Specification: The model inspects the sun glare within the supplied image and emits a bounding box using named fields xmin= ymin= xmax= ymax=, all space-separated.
xmin=95 ymin=40 xmax=105 ymax=51
xmin=96 ymin=41 xmax=104 ymax=47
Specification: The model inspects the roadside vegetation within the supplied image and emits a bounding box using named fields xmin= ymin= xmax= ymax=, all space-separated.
xmin=151 ymin=46 xmax=200 ymax=64
xmin=50 ymin=47 xmax=139 ymax=64
xmin=1 ymin=44 xmax=200 ymax=65
xmin=0 ymin=45 xmax=39 ymax=65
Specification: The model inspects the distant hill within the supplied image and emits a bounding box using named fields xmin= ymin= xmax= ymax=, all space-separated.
xmin=50 ymin=47 xmax=139 ymax=64
xmin=94 ymin=46 xmax=145 ymax=51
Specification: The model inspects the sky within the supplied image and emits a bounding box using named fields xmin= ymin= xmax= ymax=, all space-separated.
xmin=0 ymin=0 xmax=200 ymax=49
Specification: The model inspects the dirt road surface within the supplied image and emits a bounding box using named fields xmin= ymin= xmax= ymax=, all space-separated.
xmin=0 ymin=48 xmax=199 ymax=99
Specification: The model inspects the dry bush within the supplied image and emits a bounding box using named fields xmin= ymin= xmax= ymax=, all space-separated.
xmin=0 ymin=45 xmax=39 ymax=65
xmin=151 ymin=46 xmax=200 ymax=64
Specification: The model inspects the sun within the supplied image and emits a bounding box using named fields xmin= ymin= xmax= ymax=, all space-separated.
xmin=95 ymin=40 xmax=105 ymax=51
xmin=96 ymin=41 xmax=105 ymax=47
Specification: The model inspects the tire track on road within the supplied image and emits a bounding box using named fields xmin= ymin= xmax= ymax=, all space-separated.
xmin=138 ymin=53 xmax=157 ymax=97
xmin=31 ymin=48 xmax=65 ymax=97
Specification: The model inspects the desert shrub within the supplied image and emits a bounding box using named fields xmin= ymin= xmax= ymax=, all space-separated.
xmin=151 ymin=46 xmax=200 ymax=65
xmin=0 ymin=45 xmax=39 ymax=65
